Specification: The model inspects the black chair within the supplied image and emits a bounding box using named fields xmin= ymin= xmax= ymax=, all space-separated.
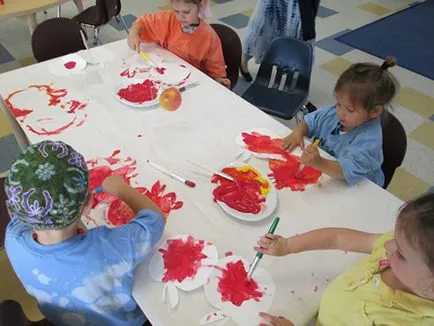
xmin=242 ymin=37 xmax=313 ymax=120
xmin=0 ymin=177 xmax=9 ymax=249
xmin=31 ymin=18 xmax=86 ymax=62
xmin=210 ymin=24 xmax=242 ymax=90
xmin=73 ymin=0 xmax=129 ymax=45
xmin=381 ymin=112 xmax=407 ymax=189
xmin=0 ymin=300 xmax=51 ymax=326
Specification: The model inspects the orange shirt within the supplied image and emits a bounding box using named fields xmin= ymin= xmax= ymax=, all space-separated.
xmin=138 ymin=11 xmax=226 ymax=79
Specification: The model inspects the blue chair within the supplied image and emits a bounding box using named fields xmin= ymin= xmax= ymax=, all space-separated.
xmin=242 ymin=37 xmax=313 ymax=120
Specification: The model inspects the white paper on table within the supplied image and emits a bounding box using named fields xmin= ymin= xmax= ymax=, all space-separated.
xmin=47 ymin=53 xmax=87 ymax=76
xmin=203 ymin=255 xmax=275 ymax=326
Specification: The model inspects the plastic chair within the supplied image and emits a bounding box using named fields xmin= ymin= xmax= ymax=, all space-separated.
xmin=31 ymin=18 xmax=86 ymax=62
xmin=381 ymin=112 xmax=407 ymax=189
xmin=73 ymin=0 xmax=129 ymax=45
xmin=0 ymin=300 xmax=51 ymax=326
xmin=210 ymin=24 xmax=242 ymax=90
xmin=242 ymin=37 xmax=313 ymax=120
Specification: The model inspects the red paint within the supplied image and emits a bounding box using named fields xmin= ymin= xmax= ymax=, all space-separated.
xmin=4 ymin=84 xmax=88 ymax=135
xmin=159 ymin=236 xmax=207 ymax=283
xmin=211 ymin=167 xmax=267 ymax=214
xmin=118 ymin=79 xmax=158 ymax=104
xmin=224 ymin=251 xmax=233 ymax=257
xmin=120 ymin=68 xmax=136 ymax=78
xmin=217 ymin=259 xmax=263 ymax=307
xmin=137 ymin=134 xmax=142 ymax=138
xmin=268 ymin=156 xmax=322 ymax=191
xmin=155 ymin=67 xmax=166 ymax=75
xmin=107 ymin=181 xmax=183 ymax=226
xmin=242 ymin=132 xmax=286 ymax=156
xmin=64 ymin=61 xmax=76 ymax=69
xmin=314 ymin=285 xmax=318 ymax=292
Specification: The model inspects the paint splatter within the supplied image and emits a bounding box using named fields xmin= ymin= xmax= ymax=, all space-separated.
xmin=120 ymin=68 xmax=136 ymax=78
xmin=137 ymin=134 xmax=142 ymax=138
xmin=268 ymin=156 xmax=322 ymax=191
xmin=118 ymin=79 xmax=158 ymax=104
xmin=107 ymin=181 xmax=183 ymax=226
xmin=314 ymin=285 xmax=318 ymax=292
xmin=217 ymin=259 xmax=263 ymax=307
xmin=242 ymin=132 xmax=285 ymax=156
xmin=212 ymin=166 xmax=270 ymax=214
xmin=159 ymin=236 xmax=207 ymax=283
xmin=224 ymin=251 xmax=233 ymax=257
xmin=290 ymin=290 xmax=295 ymax=294
xmin=156 ymin=67 xmax=166 ymax=75
xmin=4 ymin=84 xmax=88 ymax=135
xmin=64 ymin=61 xmax=76 ymax=69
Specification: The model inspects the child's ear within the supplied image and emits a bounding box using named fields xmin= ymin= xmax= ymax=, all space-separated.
xmin=369 ymin=105 xmax=384 ymax=119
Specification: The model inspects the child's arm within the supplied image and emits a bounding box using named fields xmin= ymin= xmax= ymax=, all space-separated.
xmin=102 ymin=175 xmax=166 ymax=222
xmin=281 ymin=121 xmax=309 ymax=152
xmin=254 ymin=228 xmax=381 ymax=256
xmin=259 ymin=312 xmax=294 ymax=326
xmin=128 ymin=12 xmax=171 ymax=52
xmin=301 ymin=145 xmax=345 ymax=179
xmin=204 ymin=33 xmax=230 ymax=87
xmin=128 ymin=21 xmax=142 ymax=52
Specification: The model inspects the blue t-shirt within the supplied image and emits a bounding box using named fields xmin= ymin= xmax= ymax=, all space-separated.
xmin=5 ymin=209 xmax=164 ymax=326
xmin=304 ymin=105 xmax=384 ymax=186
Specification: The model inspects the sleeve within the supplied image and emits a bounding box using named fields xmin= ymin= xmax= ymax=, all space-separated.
xmin=372 ymin=231 xmax=394 ymax=254
xmin=105 ymin=209 xmax=165 ymax=268
xmin=138 ymin=11 xmax=171 ymax=45
xmin=203 ymin=31 xmax=227 ymax=79
xmin=337 ymin=133 xmax=383 ymax=185
xmin=303 ymin=105 xmax=335 ymax=138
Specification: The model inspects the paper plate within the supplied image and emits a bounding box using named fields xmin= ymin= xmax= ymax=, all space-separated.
xmin=212 ymin=164 xmax=278 ymax=222
xmin=150 ymin=62 xmax=191 ymax=86
xmin=113 ymin=78 xmax=162 ymax=108
xmin=125 ymin=52 xmax=163 ymax=71
xmin=47 ymin=53 xmax=87 ymax=76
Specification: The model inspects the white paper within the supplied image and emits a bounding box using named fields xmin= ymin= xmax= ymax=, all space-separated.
xmin=150 ymin=62 xmax=191 ymax=86
xmin=47 ymin=54 xmax=87 ymax=76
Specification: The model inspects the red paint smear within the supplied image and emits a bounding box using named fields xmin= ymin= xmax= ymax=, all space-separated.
xmin=155 ymin=67 xmax=166 ymax=75
xmin=217 ymin=259 xmax=263 ymax=307
xmin=118 ymin=79 xmax=157 ymax=103
xmin=211 ymin=167 xmax=266 ymax=214
xmin=64 ymin=61 xmax=76 ymax=69
xmin=120 ymin=68 xmax=136 ymax=78
xmin=159 ymin=235 xmax=207 ymax=283
xmin=224 ymin=251 xmax=233 ymax=257
xmin=242 ymin=132 xmax=285 ymax=156
xmin=268 ymin=156 xmax=322 ymax=191
xmin=107 ymin=181 xmax=183 ymax=226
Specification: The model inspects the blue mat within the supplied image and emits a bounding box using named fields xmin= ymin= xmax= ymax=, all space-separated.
xmin=336 ymin=1 xmax=434 ymax=80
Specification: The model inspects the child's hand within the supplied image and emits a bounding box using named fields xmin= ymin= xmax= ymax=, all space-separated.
xmin=101 ymin=175 xmax=128 ymax=198
xmin=259 ymin=312 xmax=295 ymax=326
xmin=216 ymin=77 xmax=231 ymax=88
xmin=254 ymin=234 xmax=289 ymax=256
xmin=127 ymin=25 xmax=141 ymax=52
xmin=282 ymin=132 xmax=304 ymax=152
xmin=301 ymin=142 xmax=321 ymax=167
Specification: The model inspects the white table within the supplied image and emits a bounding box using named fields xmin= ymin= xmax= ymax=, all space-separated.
xmin=0 ymin=40 xmax=403 ymax=326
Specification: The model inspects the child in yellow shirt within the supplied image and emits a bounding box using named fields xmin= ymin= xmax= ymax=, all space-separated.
xmin=256 ymin=193 xmax=434 ymax=326
xmin=127 ymin=0 xmax=230 ymax=88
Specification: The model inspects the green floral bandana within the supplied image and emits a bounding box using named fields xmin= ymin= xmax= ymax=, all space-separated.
xmin=5 ymin=141 xmax=89 ymax=230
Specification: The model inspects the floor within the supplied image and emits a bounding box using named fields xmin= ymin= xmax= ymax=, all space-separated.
xmin=0 ymin=0 xmax=433 ymax=321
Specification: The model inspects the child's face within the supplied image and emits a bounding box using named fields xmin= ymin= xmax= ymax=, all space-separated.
xmin=171 ymin=0 xmax=201 ymax=26
xmin=385 ymin=225 xmax=434 ymax=299
xmin=335 ymin=92 xmax=382 ymax=131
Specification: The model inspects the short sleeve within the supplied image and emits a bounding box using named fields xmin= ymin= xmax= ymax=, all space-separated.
xmin=337 ymin=134 xmax=383 ymax=185
xmin=104 ymin=209 xmax=164 ymax=268
xmin=304 ymin=105 xmax=335 ymax=138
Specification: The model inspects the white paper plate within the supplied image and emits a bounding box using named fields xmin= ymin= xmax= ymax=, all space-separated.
xmin=47 ymin=53 xmax=87 ymax=76
xmin=150 ymin=62 xmax=191 ymax=86
xmin=212 ymin=164 xmax=278 ymax=222
xmin=204 ymin=255 xmax=275 ymax=326
xmin=113 ymin=78 xmax=162 ymax=108
xmin=125 ymin=52 xmax=163 ymax=71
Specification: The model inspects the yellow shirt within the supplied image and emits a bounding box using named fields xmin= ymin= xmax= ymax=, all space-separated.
xmin=316 ymin=232 xmax=434 ymax=326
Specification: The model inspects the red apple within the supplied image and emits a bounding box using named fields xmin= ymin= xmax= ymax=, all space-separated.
xmin=159 ymin=87 xmax=182 ymax=111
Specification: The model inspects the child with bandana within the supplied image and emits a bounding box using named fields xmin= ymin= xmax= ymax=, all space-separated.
xmin=127 ymin=0 xmax=230 ymax=88
xmin=4 ymin=141 xmax=165 ymax=326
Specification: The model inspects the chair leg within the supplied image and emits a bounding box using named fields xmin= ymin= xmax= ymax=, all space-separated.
xmin=93 ymin=27 xmax=103 ymax=45
xmin=117 ymin=15 xmax=130 ymax=34
xmin=57 ymin=5 xmax=61 ymax=17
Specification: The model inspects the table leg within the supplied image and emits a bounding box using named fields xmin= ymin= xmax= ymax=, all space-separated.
xmin=74 ymin=0 xmax=84 ymax=12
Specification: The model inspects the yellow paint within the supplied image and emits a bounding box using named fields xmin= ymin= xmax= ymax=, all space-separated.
xmin=235 ymin=165 xmax=271 ymax=196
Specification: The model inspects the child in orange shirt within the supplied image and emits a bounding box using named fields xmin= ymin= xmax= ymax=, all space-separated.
xmin=128 ymin=0 xmax=230 ymax=88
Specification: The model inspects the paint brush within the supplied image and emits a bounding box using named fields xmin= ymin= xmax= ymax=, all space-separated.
xmin=187 ymin=160 xmax=234 ymax=182
xmin=139 ymin=50 xmax=159 ymax=69
xmin=148 ymin=160 xmax=196 ymax=188
xmin=295 ymin=139 xmax=320 ymax=177
xmin=179 ymin=82 xmax=199 ymax=93
xmin=247 ymin=216 xmax=280 ymax=279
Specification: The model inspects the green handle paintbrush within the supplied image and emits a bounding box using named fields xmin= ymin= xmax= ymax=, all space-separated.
xmin=247 ymin=216 xmax=280 ymax=279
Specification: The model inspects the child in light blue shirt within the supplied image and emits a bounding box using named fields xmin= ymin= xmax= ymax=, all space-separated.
xmin=282 ymin=57 xmax=400 ymax=187
xmin=4 ymin=140 xmax=166 ymax=326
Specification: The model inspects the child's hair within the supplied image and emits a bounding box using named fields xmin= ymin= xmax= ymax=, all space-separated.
xmin=334 ymin=57 xmax=399 ymax=111
xmin=397 ymin=193 xmax=434 ymax=273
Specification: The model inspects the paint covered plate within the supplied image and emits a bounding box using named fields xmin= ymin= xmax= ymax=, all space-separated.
xmin=211 ymin=164 xmax=278 ymax=222
xmin=113 ymin=78 xmax=162 ymax=108
xmin=150 ymin=62 xmax=191 ymax=86
xmin=203 ymin=255 xmax=275 ymax=326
